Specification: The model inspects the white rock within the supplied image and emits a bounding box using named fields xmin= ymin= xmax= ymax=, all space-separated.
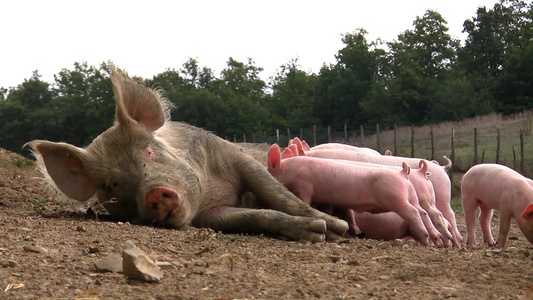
xmin=122 ymin=241 xmax=163 ymax=282
xmin=94 ymin=254 xmax=123 ymax=273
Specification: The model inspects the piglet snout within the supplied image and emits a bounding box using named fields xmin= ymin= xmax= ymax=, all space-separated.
xmin=145 ymin=187 xmax=179 ymax=217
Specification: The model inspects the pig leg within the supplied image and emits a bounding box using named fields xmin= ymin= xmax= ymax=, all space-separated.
xmin=435 ymin=189 xmax=463 ymax=245
xmin=419 ymin=201 xmax=455 ymax=247
xmin=388 ymin=202 xmax=430 ymax=245
xmin=237 ymin=160 xmax=349 ymax=240
xmin=196 ymin=206 xmax=329 ymax=242
xmin=495 ymin=210 xmax=512 ymax=248
xmin=478 ymin=204 xmax=496 ymax=246
xmin=409 ymin=199 xmax=444 ymax=247
xmin=462 ymin=192 xmax=479 ymax=246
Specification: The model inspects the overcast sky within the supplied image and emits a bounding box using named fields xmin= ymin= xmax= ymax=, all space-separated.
xmin=0 ymin=0 xmax=500 ymax=89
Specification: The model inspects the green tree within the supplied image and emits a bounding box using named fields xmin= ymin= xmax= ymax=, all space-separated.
xmin=314 ymin=29 xmax=383 ymax=129
xmin=267 ymin=58 xmax=318 ymax=130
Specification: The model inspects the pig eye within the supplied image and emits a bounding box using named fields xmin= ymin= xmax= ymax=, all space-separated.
xmin=144 ymin=147 xmax=156 ymax=161
xmin=112 ymin=182 xmax=119 ymax=189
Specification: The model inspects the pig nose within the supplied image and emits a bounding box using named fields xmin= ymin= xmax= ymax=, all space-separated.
xmin=144 ymin=187 xmax=179 ymax=216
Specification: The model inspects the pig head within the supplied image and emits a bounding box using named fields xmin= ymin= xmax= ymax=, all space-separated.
xmin=27 ymin=68 xmax=201 ymax=227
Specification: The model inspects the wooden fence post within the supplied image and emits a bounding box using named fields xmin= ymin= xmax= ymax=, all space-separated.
xmin=252 ymin=134 xmax=255 ymax=143
xmin=300 ymin=127 xmax=303 ymax=139
xmin=243 ymin=133 xmax=246 ymax=143
xmin=496 ymin=127 xmax=501 ymax=164
xmin=392 ymin=123 xmax=398 ymax=155
xmin=276 ymin=129 xmax=280 ymax=143
xmin=376 ymin=124 xmax=380 ymax=153
xmin=327 ymin=126 xmax=331 ymax=143
xmin=233 ymin=135 xmax=237 ymax=143
xmin=360 ymin=125 xmax=364 ymax=147
xmin=313 ymin=125 xmax=317 ymax=146
xmin=450 ymin=128 xmax=455 ymax=195
xmin=473 ymin=128 xmax=478 ymax=165
xmin=287 ymin=128 xmax=291 ymax=140
xmin=430 ymin=127 xmax=435 ymax=161
xmin=344 ymin=123 xmax=348 ymax=144
xmin=411 ymin=125 xmax=415 ymax=158
xmin=520 ymin=129 xmax=525 ymax=174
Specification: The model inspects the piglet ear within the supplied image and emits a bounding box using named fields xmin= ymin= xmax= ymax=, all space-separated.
xmin=268 ymin=144 xmax=282 ymax=172
xmin=281 ymin=146 xmax=295 ymax=159
xmin=25 ymin=140 xmax=96 ymax=201
xmin=301 ymin=140 xmax=311 ymax=151
xmin=401 ymin=162 xmax=410 ymax=178
xmin=521 ymin=204 xmax=533 ymax=220
xmin=111 ymin=66 xmax=171 ymax=132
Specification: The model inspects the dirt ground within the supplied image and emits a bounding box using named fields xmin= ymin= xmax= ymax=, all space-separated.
xmin=0 ymin=148 xmax=532 ymax=300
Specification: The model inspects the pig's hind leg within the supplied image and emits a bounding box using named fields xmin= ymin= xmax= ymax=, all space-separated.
xmin=195 ymin=206 xmax=328 ymax=242
xmin=479 ymin=203 xmax=496 ymax=246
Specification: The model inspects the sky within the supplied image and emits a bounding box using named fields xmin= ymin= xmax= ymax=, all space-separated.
xmin=0 ymin=0 xmax=501 ymax=89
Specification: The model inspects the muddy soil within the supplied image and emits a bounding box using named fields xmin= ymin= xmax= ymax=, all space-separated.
xmin=0 ymin=148 xmax=532 ymax=300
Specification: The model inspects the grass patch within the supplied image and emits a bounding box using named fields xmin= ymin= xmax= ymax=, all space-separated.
xmin=11 ymin=157 xmax=35 ymax=168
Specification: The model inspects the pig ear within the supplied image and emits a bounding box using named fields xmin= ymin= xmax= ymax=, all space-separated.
xmin=401 ymin=162 xmax=410 ymax=178
xmin=281 ymin=147 xmax=295 ymax=159
xmin=25 ymin=140 xmax=96 ymax=201
xmin=289 ymin=144 xmax=302 ymax=156
xmin=111 ymin=67 xmax=171 ymax=132
xmin=293 ymin=139 xmax=306 ymax=155
xmin=267 ymin=144 xmax=282 ymax=172
xmin=419 ymin=160 xmax=428 ymax=173
xmin=384 ymin=150 xmax=392 ymax=156
xmin=301 ymin=140 xmax=311 ymax=151
xmin=521 ymin=204 xmax=533 ymax=220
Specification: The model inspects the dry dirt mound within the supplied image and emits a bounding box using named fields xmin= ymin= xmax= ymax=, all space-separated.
xmin=0 ymin=147 xmax=532 ymax=299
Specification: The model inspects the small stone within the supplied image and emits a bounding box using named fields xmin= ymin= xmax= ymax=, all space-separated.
xmin=76 ymin=225 xmax=86 ymax=232
xmin=0 ymin=260 xmax=9 ymax=267
xmin=20 ymin=220 xmax=32 ymax=228
xmin=94 ymin=254 xmax=123 ymax=273
xmin=347 ymin=259 xmax=361 ymax=266
xmin=122 ymin=241 xmax=163 ymax=282
xmin=155 ymin=261 xmax=173 ymax=270
xmin=393 ymin=239 xmax=404 ymax=246
xmin=23 ymin=245 xmax=48 ymax=254
xmin=328 ymin=255 xmax=341 ymax=263
xmin=378 ymin=242 xmax=391 ymax=249
xmin=379 ymin=275 xmax=390 ymax=280
xmin=8 ymin=260 xmax=18 ymax=268
xmin=244 ymin=251 xmax=253 ymax=261
xmin=88 ymin=246 xmax=99 ymax=254
xmin=23 ymin=236 xmax=31 ymax=241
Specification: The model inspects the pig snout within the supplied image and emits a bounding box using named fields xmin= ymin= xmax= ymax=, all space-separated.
xmin=144 ymin=187 xmax=179 ymax=219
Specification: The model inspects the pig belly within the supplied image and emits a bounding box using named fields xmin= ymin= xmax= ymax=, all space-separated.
xmin=353 ymin=212 xmax=409 ymax=240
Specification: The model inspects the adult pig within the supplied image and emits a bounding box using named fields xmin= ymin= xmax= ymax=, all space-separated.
xmin=293 ymin=146 xmax=461 ymax=246
xmin=461 ymin=164 xmax=533 ymax=247
xmin=268 ymin=144 xmax=430 ymax=245
xmin=26 ymin=68 xmax=348 ymax=242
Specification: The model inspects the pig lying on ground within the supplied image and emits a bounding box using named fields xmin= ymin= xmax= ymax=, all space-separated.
xmin=283 ymin=144 xmax=453 ymax=247
xmin=26 ymin=68 xmax=348 ymax=242
xmin=290 ymin=142 xmax=461 ymax=247
xmin=268 ymin=144 xmax=430 ymax=245
xmin=461 ymin=163 xmax=533 ymax=247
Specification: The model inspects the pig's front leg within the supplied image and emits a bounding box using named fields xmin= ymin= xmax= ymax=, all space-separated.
xmin=237 ymin=160 xmax=348 ymax=240
xmin=194 ymin=206 xmax=328 ymax=242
